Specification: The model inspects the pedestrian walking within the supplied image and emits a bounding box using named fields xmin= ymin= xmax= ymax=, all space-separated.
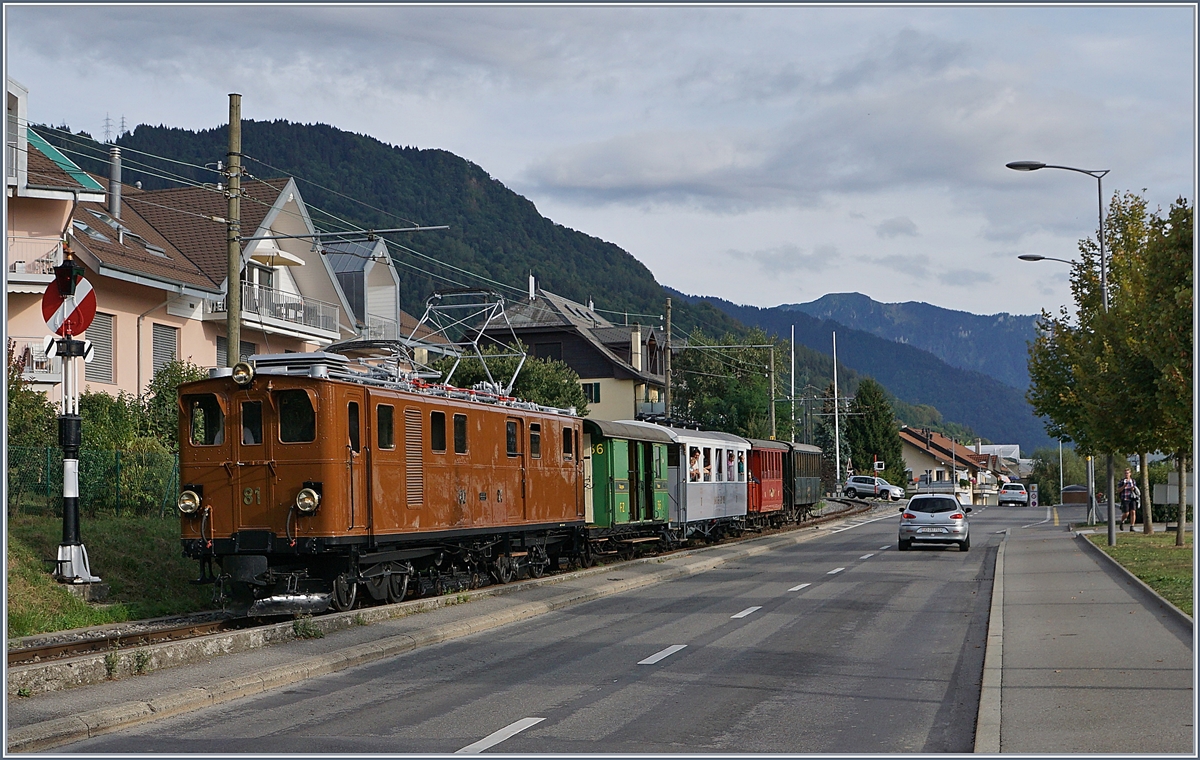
xmin=1119 ymin=469 xmax=1138 ymax=530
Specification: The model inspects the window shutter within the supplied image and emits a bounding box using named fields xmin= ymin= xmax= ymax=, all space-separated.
xmin=405 ymin=407 xmax=423 ymax=506
xmin=151 ymin=323 xmax=178 ymax=377
xmin=216 ymin=336 xmax=257 ymax=366
xmin=84 ymin=312 xmax=114 ymax=384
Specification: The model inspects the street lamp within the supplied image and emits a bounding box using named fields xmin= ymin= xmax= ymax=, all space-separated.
xmin=1017 ymin=254 xmax=1076 ymax=265
xmin=1009 ymin=159 xmax=1115 ymax=546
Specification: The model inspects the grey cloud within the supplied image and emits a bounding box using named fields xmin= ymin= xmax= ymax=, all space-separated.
xmin=855 ymin=253 xmax=931 ymax=279
xmin=936 ymin=268 xmax=995 ymax=287
xmin=823 ymin=27 xmax=969 ymax=92
xmin=727 ymin=243 xmax=837 ymax=274
xmin=875 ymin=217 xmax=919 ymax=238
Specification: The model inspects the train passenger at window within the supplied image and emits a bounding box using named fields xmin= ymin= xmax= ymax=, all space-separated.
xmin=689 ymin=447 xmax=701 ymax=482
xmin=703 ymin=448 xmax=712 ymax=481
xmin=737 ymin=451 xmax=746 ymax=481
xmin=716 ymin=449 xmax=724 ymax=481
xmin=727 ymin=451 xmax=735 ymax=481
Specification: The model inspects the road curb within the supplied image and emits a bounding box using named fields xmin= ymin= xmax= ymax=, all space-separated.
xmin=7 ymin=511 xmax=865 ymax=753
xmin=974 ymin=529 xmax=1006 ymax=754
xmin=1073 ymin=532 xmax=1194 ymax=629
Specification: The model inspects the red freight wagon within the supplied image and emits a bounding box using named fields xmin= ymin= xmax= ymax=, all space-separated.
xmin=746 ymin=438 xmax=789 ymax=528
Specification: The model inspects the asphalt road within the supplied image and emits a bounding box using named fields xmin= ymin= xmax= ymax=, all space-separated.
xmin=59 ymin=504 xmax=1040 ymax=754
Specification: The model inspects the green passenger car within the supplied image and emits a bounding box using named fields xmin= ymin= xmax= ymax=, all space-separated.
xmin=582 ymin=420 xmax=671 ymax=531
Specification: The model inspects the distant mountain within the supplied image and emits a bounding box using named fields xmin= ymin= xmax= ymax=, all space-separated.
xmin=787 ymin=293 xmax=1038 ymax=390
xmin=670 ymin=289 xmax=1052 ymax=453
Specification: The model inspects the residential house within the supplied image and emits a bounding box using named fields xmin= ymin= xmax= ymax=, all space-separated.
xmin=484 ymin=288 xmax=666 ymax=421
xmin=898 ymin=426 xmax=1003 ymax=505
xmin=7 ymin=78 xmax=107 ymax=404
xmin=7 ymin=83 xmax=402 ymax=406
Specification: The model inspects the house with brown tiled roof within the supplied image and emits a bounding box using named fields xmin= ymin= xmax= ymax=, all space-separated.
xmin=898 ymin=425 xmax=1004 ymax=505
xmin=481 ymin=287 xmax=666 ymax=421
xmin=7 ymin=77 xmax=107 ymax=402
xmin=7 ymin=81 xmax=407 ymax=404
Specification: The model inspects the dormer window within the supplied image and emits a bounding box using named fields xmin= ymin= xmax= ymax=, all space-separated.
xmin=86 ymin=209 xmax=168 ymax=258
xmin=72 ymin=218 xmax=110 ymax=242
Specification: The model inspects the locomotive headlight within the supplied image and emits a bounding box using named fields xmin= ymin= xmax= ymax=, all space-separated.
xmin=295 ymin=487 xmax=321 ymax=514
xmin=178 ymin=490 xmax=202 ymax=515
xmin=231 ymin=361 xmax=255 ymax=386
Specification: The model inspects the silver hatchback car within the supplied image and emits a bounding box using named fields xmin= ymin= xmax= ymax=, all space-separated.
xmin=898 ymin=494 xmax=972 ymax=551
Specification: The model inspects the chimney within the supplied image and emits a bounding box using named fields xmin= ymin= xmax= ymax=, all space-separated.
xmin=976 ymin=438 xmax=982 ymax=454
xmin=528 ymin=273 xmax=536 ymax=301
xmin=108 ymin=146 xmax=122 ymax=219
xmin=631 ymin=322 xmax=642 ymax=370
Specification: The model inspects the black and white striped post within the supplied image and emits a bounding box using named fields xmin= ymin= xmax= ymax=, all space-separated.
xmin=45 ymin=246 xmax=100 ymax=584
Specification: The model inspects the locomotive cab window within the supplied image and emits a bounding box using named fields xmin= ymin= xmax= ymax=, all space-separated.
xmin=277 ymin=389 xmax=316 ymax=443
xmin=431 ymin=411 xmax=447 ymax=453
xmin=506 ymin=421 xmax=518 ymax=456
xmin=241 ymin=401 xmax=262 ymax=445
xmin=453 ymin=414 xmax=468 ymax=454
xmin=377 ymin=405 xmax=395 ymax=450
xmin=186 ymin=394 xmax=225 ymax=446
xmin=562 ymin=426 xmax=573 ymax=459
xmin=530 ymin=423 xmax=541 ymax=459
xmin=348 ymin=401 xmax=361 ymax=453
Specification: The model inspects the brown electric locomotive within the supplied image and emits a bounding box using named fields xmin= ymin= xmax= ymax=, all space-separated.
xmin=177 ymin=350 xmax=584 ymax=615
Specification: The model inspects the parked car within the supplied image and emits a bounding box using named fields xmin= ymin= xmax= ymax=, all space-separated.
xmin=844 ymin=475 xmax=905 ymax=501
xmin=998 ymin=482 xmax=1030 ymax=506
xmin=898 ymin=494 xmax=972 ymax=551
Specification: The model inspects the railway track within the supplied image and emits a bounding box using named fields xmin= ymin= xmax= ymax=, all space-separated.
xmin=7 ymin=617 xmax=253 ymax=667
xmin=9 ymin=499 xmax=872 ymax=670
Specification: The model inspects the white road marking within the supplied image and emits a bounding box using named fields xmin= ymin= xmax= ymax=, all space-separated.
xmin=638 ymin=644 xmax=687 ymax=665
xmin=859 ymin=553 xmax=875 ymax=559
xmin=879 ymin=545 xmax=891 ymax=550
xmin=827 ymin=567 xmax=845 ymax=575
xmin=731 ymin=606 xmax=762 ymax=619
xmin=788 ymin=583 xmax=812 ymax=592
xmin=456 ymin=717 xmax=545 ymax=754
xmin=831 ymin=512 xmax=900 ymax=533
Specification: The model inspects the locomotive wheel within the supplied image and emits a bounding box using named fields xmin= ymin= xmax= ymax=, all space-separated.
xmin=470 ymin=571 xmax=483 ymax=589
xmin=434 ymin=577 xmax=446 ymax=596
xmin=331 ymin=574 xmax=358 ymax=612
xmin=580 ymin=544 xmax=596 ymax=568
xmin=495 ymin=556 xmax=516 ymax=584
xmin=386 ymin=573 xmax=408 ymax=604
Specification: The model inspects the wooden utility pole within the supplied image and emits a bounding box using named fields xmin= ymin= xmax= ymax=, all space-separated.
xmin=226 ymin=93 xmax=242 ymax=366
xmin=768 ymin=344 xmax=776 ymax=439
xmin=663 ymin=297 xmax=671 ymax=418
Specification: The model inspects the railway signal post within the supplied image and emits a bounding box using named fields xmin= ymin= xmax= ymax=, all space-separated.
xmin=41 ymin=244 xmax=101 ymax=584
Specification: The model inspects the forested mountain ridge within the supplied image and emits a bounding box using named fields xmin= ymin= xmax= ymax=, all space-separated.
xmin=669 ymin=289 xmax=1052 ymax=451
xmin=36 ymin=119 xmax=1001 ymax=445
xmin=787 ymin=292 xmax=1039 ymax=390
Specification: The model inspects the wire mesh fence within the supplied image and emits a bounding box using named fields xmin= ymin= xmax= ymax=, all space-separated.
xmin=7 ymin=447 xmax=179 ymax=518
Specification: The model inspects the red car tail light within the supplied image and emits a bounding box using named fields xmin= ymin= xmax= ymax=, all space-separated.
xmin=903 ymin=512 xmax=916 ymax=519
xmin=951 ymin=512 xmax=965 ymax=519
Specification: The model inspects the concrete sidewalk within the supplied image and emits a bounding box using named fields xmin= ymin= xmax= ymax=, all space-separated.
xmin=983 ymin=505 xmax=1194 ymax=754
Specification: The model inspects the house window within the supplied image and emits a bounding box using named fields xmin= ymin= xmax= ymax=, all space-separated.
xmin=581 ymin=382 xmax=600 ymax=404
xmin=85 ymin=312 xmax=115 ymax=384
xmin=431 ymin=411 xmax=447 ymax=452
xmin=151 ymin=323 xmax=178 ymax=377
xmin=453 ymin=414 xmax=468 ymax=454
xmin=216 ymin=336 xmax=257 ymax=366
xmin=377 ymin=405 xmax=395 ymax=450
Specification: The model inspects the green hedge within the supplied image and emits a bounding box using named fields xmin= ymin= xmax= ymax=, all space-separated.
xmin=7 ymin=446 xmax=179 ymax=518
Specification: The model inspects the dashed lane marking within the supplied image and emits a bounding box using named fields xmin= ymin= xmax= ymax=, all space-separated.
xmin=878 ymin=545 xmax=890 ymax=550
xmin=731 ymin=606 xmax=762 ymax=619
xmin=638 ymin=644 xmax=687 ymax=665
xmin=456 ymin=717 xmax=545 ymax=754
xmin=827 ymin=567 xmax=845 ymax=575
xmin=859 ymin=553 xmax=875 ymax=560
xmin=830 ymin=512 xmax=900 ymax=533
xmin=788 ymin=583 xmax=811 ymax=592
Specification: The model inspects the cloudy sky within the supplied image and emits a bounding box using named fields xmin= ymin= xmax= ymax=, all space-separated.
xmin=6 ymin=4 xmax=1195 ymax=317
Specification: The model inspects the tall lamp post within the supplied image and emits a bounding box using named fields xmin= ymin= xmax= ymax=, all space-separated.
xmin=1009 ymin=160 xmax=1116 ymax=546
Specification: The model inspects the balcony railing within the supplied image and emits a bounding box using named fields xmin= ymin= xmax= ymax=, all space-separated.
xmin=9 ymin=336 xmax=61 ymax=382
xmin=208 ymin=282 xmax=339 ymax=335
xmin=363 ymin=313 xmax=399 ymax=340
xmin=7 ymin=236 xmax=61 ymax=275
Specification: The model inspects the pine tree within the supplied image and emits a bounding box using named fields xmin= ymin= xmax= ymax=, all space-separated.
xmin=844 ymin=378 xmax=905 ymax=486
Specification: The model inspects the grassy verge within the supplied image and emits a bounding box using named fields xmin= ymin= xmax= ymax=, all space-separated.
xmin=1085 ymin=530 xmax=1193 ymax=616
xmin=7 ymin=514 xmax=214 ymax=639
